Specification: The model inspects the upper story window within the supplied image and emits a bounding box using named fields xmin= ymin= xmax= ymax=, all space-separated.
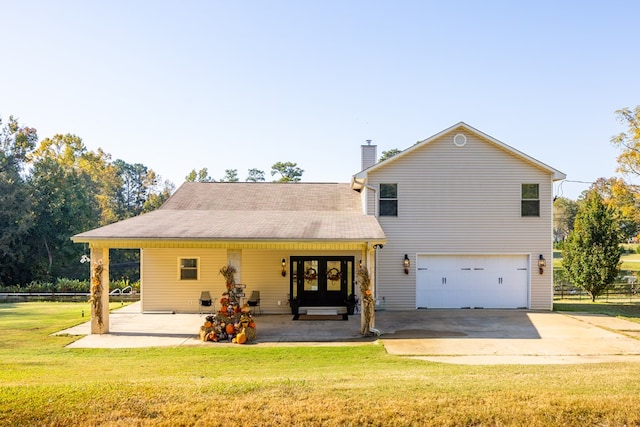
xmin=379 ymin=183 xmax=398 ymax=216
xmin=521 ymin=184 xmax=540 ymax=217
xmin=179 ymin=258 xmax=199 ymax=280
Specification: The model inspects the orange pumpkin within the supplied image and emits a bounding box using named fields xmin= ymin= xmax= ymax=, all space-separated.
xmin=204 ymin=321 xmax=212 ymax=328
xmin=220 ymin=305 xmax=228 ymax=314
xmin=225 ymin=323 xmax=235 ymax=335
xmin=248 ymin=321 xmax=256 ymax=328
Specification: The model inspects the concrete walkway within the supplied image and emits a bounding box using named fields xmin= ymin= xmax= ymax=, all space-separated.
xmin=55 ymin=303 xmax=640 ymax=365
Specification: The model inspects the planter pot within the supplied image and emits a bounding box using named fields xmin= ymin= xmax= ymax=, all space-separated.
xmin=289 ymin=299 xmax=301 ymax=315
xmin=346 ymin=304 xmax=355 ymax=315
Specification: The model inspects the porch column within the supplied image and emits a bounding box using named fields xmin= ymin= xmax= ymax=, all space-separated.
xmin=368 ymin=246 xmax=376 ymax=329
xmin=361 ymin=244 xmax=376 ymax=334
xmin=90 ymin=247 xmax=110 ymax=334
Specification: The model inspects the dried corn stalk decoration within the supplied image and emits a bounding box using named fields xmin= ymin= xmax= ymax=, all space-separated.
xmin=357 ymin=266 xmax=375 ymax=336
xmin=218 ymin=264 xmax=237 ymax=291
xmin=89 ymin=261 xmax=104 ymax=327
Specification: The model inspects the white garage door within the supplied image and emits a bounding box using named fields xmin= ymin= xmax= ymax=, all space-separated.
xmin=416 ymin=255 xmax=529 ymax=309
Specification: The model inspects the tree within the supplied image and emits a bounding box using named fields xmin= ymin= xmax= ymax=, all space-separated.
xmin=185 ymin=168 xmax=214 ymax=182
xmin=379 ymin=148 xmax=401 ymax=162
xmin=246 ymin=168 xmax=265 ymax=182
xmin=553 ymin=197 xmax=578 ymax=243
xmin=588 ymin=177 xmax=640 ymax=241
xmin=611 ymin=105 xmax=640 ymax=176
xmin=0 ymin=116 xmax=37 ymax=285
xmin=271 ymin=161 xmax=303 ymax=182
xmin=113 ymin=160 xmax=163 ymax=218
xmin=221 ymin=169 xmax=239 ymax=182
xmin=28 ymin=154 xmax=98 ymax=280
xmin=142 ymin=179 xmax=174 ymax=213
xmin=563 ymin=191 xmax=622 ymax=301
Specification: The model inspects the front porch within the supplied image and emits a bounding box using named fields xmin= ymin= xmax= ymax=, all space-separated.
xmin=57 ymin=302 xmax=368 ymax=348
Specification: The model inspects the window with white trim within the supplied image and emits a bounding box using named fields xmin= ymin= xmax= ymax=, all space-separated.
xmin=179 ymin=258 xmax=199 ymax=280
xmin=521 ymin=184 xmax=540 ymax=217
xmin=379 ymin=183 xmax=398 ymax=216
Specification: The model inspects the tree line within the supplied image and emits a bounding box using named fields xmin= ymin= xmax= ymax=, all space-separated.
xmin=0 ymin=115 xmax=306 ymax=287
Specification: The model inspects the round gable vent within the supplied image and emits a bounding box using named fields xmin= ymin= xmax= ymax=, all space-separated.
xmin=453 ymin=133 xmax=467 ymax=147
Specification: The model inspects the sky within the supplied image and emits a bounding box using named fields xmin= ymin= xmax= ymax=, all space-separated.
xmin=2 ymin=0 xmax=639 ymax=200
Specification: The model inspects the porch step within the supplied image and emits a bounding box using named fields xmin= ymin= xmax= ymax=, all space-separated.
xmin=306 ymin=308 xmax=338 ymax=316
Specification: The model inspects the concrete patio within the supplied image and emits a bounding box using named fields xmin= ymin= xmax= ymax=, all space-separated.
xmin=55 ymin=303 xmax=640 ymax=365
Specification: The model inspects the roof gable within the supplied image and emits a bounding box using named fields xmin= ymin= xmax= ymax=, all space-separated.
xmin=353 ymin=122 xmax=566 ymax=187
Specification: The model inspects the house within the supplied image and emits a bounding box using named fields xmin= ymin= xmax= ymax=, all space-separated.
xmin=72 ymin=122 xmax=565 ymax=333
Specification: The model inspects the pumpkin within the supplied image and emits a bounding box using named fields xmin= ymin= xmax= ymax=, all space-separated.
xmin=204 ymin=321 xmax=212 ymax=328
xmin=236 ymin=329 xmax=247 ymax=344
xmin=225 ymin=323 xmax=235 ymax=335
xmin=248 ymin=321 xmax=256 ymax=329
xmin=220 ymin=305 xmax=228 ymax=314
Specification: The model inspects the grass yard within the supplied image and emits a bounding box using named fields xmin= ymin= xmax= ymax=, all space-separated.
xmin=2 ymin=302 xmax=640 ymax=426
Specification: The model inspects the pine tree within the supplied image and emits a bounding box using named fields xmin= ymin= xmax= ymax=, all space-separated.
xmin=563 ymin=191 xmax=622 ymax=301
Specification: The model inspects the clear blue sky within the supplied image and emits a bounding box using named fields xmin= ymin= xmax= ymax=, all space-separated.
xmin=2 ymin=1 xmax=639 ymax=200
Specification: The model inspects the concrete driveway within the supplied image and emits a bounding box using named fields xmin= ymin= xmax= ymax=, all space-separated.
xmin=375 ymin=309 xmax=640 ymax=364
xmin=56 ymin=303 xmax=640 ymax=365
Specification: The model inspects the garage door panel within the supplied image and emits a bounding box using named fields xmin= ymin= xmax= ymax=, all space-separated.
xmin=416 ymin=255 xmax=529 ymax=309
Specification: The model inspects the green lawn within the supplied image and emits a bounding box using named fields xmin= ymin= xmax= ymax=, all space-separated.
xmin=2 ymin=302 xmax=640 ymax=426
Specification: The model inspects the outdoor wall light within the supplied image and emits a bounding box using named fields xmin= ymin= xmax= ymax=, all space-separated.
xmin=281 ymin=258 xmax=287 ymax=277
xmin=538 ymin=254 xmax=546 ymax=275
xmin=403 ymin=254 xmax=410 ymax=274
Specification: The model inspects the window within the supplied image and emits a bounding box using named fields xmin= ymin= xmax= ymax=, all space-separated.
xmin=379 ymin=183 xmax=398 ymax=216
xmin=521 ymin=184 xmax=540 ymax=217
xmin=179 ymin=258 xmax=199 ymax=280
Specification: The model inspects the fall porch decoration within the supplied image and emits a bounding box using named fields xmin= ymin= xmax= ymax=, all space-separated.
xmin=199 ymin=307 xmax=257 ymax=344
xmin=199 ymin=264 xmax=256 ymax=343
xmin=219 ymin=264 xmax=237 ymax=291
xmin=88 ymin=261 xmax=104 ymax=327
xmin=357 ymin=266 xmax=375 ymax=336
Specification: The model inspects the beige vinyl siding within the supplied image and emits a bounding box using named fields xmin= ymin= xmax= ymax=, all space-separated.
xmin=142 ymin=247 xmax=362 ymax=313
xmin=141 ymin=248 xmax=227 ymax=312
xmin=368 ymin=130 xmax=554 ymax=310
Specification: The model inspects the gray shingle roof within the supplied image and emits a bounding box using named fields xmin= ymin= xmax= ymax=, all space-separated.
xmin=72 ymin=182 xmax=386 ymax=242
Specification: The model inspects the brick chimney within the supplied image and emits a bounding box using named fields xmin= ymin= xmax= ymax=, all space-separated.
xmin=361 ymin=140 xmax=377 ymax=170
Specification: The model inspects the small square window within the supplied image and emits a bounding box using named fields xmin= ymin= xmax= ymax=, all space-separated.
xmin=521 ymin=184 xmax=540 ymax=217
xmin=180 ymin=258 xmax=199 ymax=280
xmin=379 ymin=183 xmax=398 ymax=216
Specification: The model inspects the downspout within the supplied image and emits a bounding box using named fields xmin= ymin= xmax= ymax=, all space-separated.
xmin=365 ymin=184 xmax=378 ymax=217
xmin=365 ymin=184 xmax=379 ymax=316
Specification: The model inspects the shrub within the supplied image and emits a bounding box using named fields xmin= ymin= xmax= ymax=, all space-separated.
xmin=56 ymin=278 xmax=89 ymax=293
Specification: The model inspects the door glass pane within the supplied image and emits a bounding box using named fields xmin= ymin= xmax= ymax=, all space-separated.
xmin=347 ymin=261 xmax=353 ymax=296
xmin=304 ymin=260 xmax=318 ymax=291
xmin=326 ymin=261 xmax=342 ymax=291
